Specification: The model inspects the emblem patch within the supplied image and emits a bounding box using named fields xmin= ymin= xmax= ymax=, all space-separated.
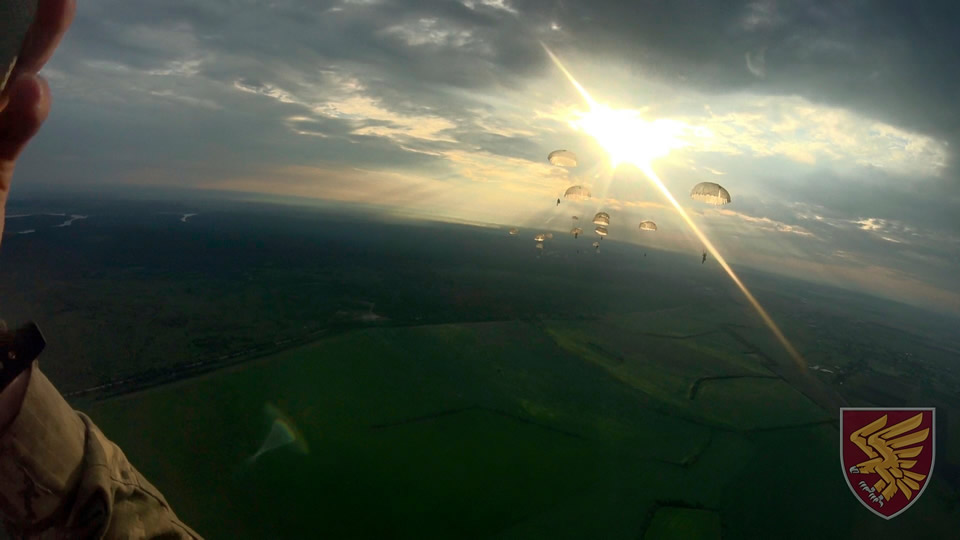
xmin=840 ymin=408 xmax=935 ymax=520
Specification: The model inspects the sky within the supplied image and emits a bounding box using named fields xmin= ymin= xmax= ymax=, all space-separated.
xmin=13 ymin=0 xmax=960 ymax=315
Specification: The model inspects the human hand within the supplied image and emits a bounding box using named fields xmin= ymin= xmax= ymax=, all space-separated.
xmin=0 ymin=0 xmax=75 ymax=241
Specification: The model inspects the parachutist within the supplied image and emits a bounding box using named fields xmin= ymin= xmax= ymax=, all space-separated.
xmin=556 ymin=198 xmax=561 ymax=206
xmin=702 ymin=251 xmax=707 ymax=264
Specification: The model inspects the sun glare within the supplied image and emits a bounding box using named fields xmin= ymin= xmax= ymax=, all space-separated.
xmin=542 ymin=42 xmax=806 ymax=369
xmin=570 ymin=105 xmax=691 ymax=168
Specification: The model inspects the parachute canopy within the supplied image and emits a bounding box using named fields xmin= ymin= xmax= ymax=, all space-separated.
xmin=572 ymin=215 xmax=579 ymax=221
xmin=638 ymin=220 xmax=658 ymax=231
xmin=571 ymin=227 xmax=583 ymax=236
xmin=508 ymin=228 xmax=519 ymax=235
xmin=595 ymin=226 xmax=608 ymax=236
xmin=563 ymin=185 xmax=591 ymax=201
xmin=593 ymin=212 xmax=610 ymax=226
xmin=548 ymin=150 xmax=578 ymax=168
xmin=545 ymin=232 xmax=554 ymax=240
xmin=592 ymin=241 xmax=600 ymax=248
xmin=533 ymin=233 xmax=546 ymax=242
xmin=536 ymin=242 xmax=544 ymax=250
xmin=690 ymin=182 xmax=731 ymax=205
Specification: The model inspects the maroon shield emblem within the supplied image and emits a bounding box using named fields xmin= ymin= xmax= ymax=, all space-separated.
xmin=840 ymin=408 xmax=935 ymax=519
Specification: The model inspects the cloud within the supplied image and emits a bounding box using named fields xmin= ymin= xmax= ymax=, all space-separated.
xmin=148 ymin=90 xmax=222 ymax=110
xmin=745 ymin=47 xmax=766 ymax=79
xmin=854 ymin=217 xmax=886 ymax=231
xmin=740 ymin=0 xmax=782 ymax=32
xmin=709 ymin=208 xmax=818 ymax=238
xmin=463 ymin=0 xmax=519 ymax=15
xmin=535 ymin=1 xmax=960 ymax=152
xmin=685 ymin=95 xmax=948 ymax=176
xmin=9 ymin=0 xmax=958 ymax=316
xmin=610 ymin=198 xmax=670 ymax=211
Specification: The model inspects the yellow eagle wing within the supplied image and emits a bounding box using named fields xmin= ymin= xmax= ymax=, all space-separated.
xmin=865 ymin=413 xmax=930 ymax=500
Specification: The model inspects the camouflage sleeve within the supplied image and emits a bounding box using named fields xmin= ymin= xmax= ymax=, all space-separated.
xmin=0 ymin=364 xmax=203 ymax=539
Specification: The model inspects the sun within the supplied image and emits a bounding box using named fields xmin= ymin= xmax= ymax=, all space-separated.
xmin=540 ymin=44 xmax=692 ymax=169
xmin=569 ymin=104 xmax=691 ymax=168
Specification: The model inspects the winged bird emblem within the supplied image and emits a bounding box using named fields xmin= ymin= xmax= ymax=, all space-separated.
xmin=841 ymin=408 xmax=935 ymax=519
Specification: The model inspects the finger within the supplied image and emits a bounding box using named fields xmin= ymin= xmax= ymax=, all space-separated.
xmin=13 ymin=0 xmax=76 ymax=75
xmin=0 ymin=74 xmax=51 ymax=181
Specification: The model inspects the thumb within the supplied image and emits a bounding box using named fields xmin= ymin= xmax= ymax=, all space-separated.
xmin=0 ymin=74 xmax=51 ymax=191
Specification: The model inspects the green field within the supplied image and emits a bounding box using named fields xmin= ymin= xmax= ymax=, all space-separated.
xmin=5 ymin=200 xmax=958 ymax=537
xmin=88 ymin=319 xmax=960 ymax=539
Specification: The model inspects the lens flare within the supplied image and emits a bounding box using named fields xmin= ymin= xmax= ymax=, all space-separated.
xmin=542 ymin=43 xmax=806 ymax=369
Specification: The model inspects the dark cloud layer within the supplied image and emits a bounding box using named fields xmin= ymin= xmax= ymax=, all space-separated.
xmin=47 ymin=1 xmax=960 ymax=150
xmin=534 ymin=1 xmax=960 ymax=148
xmin=45 ymin=1 xmax=960 ymax=128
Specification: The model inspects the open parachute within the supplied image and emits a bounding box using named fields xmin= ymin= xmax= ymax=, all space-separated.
xmin=593 ymin=212 xmax=610 ymax=226
xmin=571 ymin=227 xmax=583 ymax=238
xmin=564 ymin=185 xmax=591 ymax=201
xmin=508 ymin=228 xmax=519 ymax=235
xmin=533 ymin=233 xmax=546 ymax=242
xmin=548 ymin=150 xmax=578 ymax=168
xmin=690 ymin=182 xmax=731 ymax=205
xmin=595 ymin=226 xmax=608 ymax=237
xmin=638 ymin=220 xmax=658 ymax=231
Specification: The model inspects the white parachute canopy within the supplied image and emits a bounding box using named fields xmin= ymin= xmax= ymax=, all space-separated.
xmin=638 ymin=220 xmax=658 ymax=231
xmin=690 ymin=182 xmax=732 ymax=205
xmin=548 ymin=149 xmax=578 ymax=168
xmin=595 ymin=225 xmax=608 ymax=236
xmin=571 ymin=227 xmax=583 ymax=237
xmin=533 ymin=233 xmax=546 ymax=242
xmin=508 ymin=228 xmax=519 ymax=235
xmin=564 ymin=185 xmax=591 ymax=201
xmin=593 ymin=212 xmax=610 ymax=226
xmin=536 ymin=242 xmax=544 ymax=250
